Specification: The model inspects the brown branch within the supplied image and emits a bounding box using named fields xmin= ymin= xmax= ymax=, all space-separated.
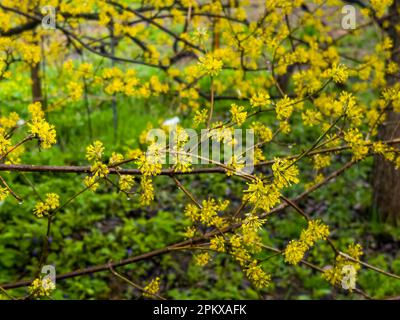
xmin=0 ymin=164 xmax=226 ymax=175
xmin=0 ymin=137 xmax=399 ymax=176
xmin=0 ymin=20 xmax=39 ymax=36
xmin=0 ymin=135 xmax=33 ymax=162
xmin=108 ymin=264 xmax=167 ymax=300
xmin=260 ymin=244 xmax=372 ymax=299
xmin=0 ymin=175 xmax=22 ymax=202
xmin=0 ymin=158 xmax=360 ymax=290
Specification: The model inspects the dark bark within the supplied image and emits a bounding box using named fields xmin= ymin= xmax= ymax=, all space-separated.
xmin=30 ymin=62 xmax=42 ymax=103
xmin=0 ymin=20 xmax=39 ymax=36
xmin=372 ymin=0 xmax=400 ymax=224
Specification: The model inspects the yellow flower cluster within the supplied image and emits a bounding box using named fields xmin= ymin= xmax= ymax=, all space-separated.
xmin=230 ymin=104 xmax=247 ymax=126
xmin=67 ymin=81 xmax=83 ymax=101
xmin=302 ymin=109 xmax=322 ymax=127
xmin=208 ymin=123 xmax=234 ymax=144
xmin=243 ymin=179 xmax=281 ymax=212
xmin=0 ymin=187 xmax=9 ymax=201
xmin=84 ymin=140 xmax=109 ymax=191
xmin=300 ymin=219 xmax=330 ymax=246
xmin=219 ymin=229 xmax=270 ymax=289
xmin=243 ymin=214 xmax=266 ymax=232
xmin=253 ymin=147 xmax=266 ymax=165
xmin=119 ymin=175 xmax=135 ymax=192
xmin=322 ymin=63 xmax=349 ymax=84
xmin=210 ymin=235 xmax=225 ymax=252
xmin=63 ymin=62 xmax=169 ymax=102
xmin=136 ymin=143 xmax=163 ymax=176
xmin=0 ymin=111 xmax=19 ymax=129
xmin=143 ymin=277 xmax=161 ymax=298
xmin=170 ymin=127 xmax=192 ymax=173
xmin=33 ymin=193 xmax=60 ymax=218
xmin=382 ymin=87 xmax=400 ymax=112
xmin=244 ymin=260 xmax=271 ymax=289
xmin=272 ymin=158 xmax=300 ymax=188
xmin=109 ymin=152 xmax=124 ymax=166
xmin=370 ymin=0 xmax=393 ymax=18
xmin=185 ymin=199 xmax=229 ymax=228
xmin=226 ymin=155 xmax=245 ymax=176
xmin=251 ymin=122 xmax=273 ymax=142
xmin=250 ymin=92 xmax=270 ymax=108
xmin=394 ymin=155 xmax=400 ymax=170
xmin=84 ymin=176 xmax=99 ymax=192
xmin=240 ymin=215 xmax=265 ymax=254
xmin=284 ymin=219 xmax=330 ymax=265
xmin=0 ymin=129 xmax=11 ymax=157
xmin=194 ymin=252 xmax=211 ymax=266
xmin=313 ymin=154 xmax=331 ymax=170
xmin=323 ymin=243 xmax=363 ymax=290
xmin=140 ymin=177 xmax=154 ymax=206
xmin=372 ymin=141 xmax=396 ymax=162
xmin=90 ymin=162 xmax=109 ymax=178
xmin=28 ymin=102 xmax=57 ymax=149
xmin=198 ymin=54 xmax=223 ymax=77
xmin=183 ymin=226 xmax=196 ymax=238
xmin=193 ymin=109 xmax=208 ymax=127
xmin=284 ymin=240 xmax=308 ymax=265
xmin=275 ymin=95 xmax=294 ymax=120
xmin=29 ymin=278 xmax=55 ymax=298
xmin=343 ymin=129 xmax=369 ymax=161
xmin=86 ymin=140 xmax=104 ymax=161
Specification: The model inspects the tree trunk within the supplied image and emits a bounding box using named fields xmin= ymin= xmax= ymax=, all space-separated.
xmin=372 ymin=0 xmax=400 ymax=224
xmin=31 ymin=62 xmax=42 ymax=103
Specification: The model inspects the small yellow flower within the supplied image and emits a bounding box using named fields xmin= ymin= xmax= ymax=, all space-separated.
xmin=230 ymin=104 xmax=247 ymax=126
xmin=140 ymin=177 xmax=154 ymax=205
xmin=272 ymin=158 xmax=299 ymax=188
xmin=251 ymin=122 xmax=273 ymax=142
xmin=90 ymin=161 xmax=109 ymax=177
xmin=193 ymin=109 xmax=208 ymax=127
xmin=244 ymin=260 xmax=271 ymax=288
xmin=28 ymin=102 xmax=57 ymax=149
xmin=250 ymin=92 xmax=270 ymax=108
xmin=183 ymin=226 xmax=196 ymax=238
xmin=210 ymin=235 xmax=225 ymax=252
xmin=67 ymin=81 xmax=83 ymax=101
xmin=0 ymin=130 xmax=11 ymax=156
xmin=198 ymin=54 xmax=223 ymax=76
xmin=243 ymin=179 xmax=281 ymax=212
xmin=313 ymin=154 xmax=331 ymax=170
xmin=194 ymin=252 xmax=210 ymax=266
xmin=29 ymin=278 xmax=55 ymax=297
xmin=143 ymin=277 xmax=161 ymax=298
xmin=344 ymin=129 xmax=369 ymax=161
xmin=119 ymin=175 xmax=134 ymax=192
xmin=283 ymin=240 xmax=308 ymax=265
xmin=323 ymin=63 xmax=349 ymax=84
xmin=300 ymin=219 xmax=330 ymax=247
xmin=109 ymin=152 xmax=124 ymax=166
xmin=33 ymin=193 xmax=60 ymax=218
xmin=0 ymin=187 xmax=9 ymax=201
xmin=86 ymin=141 xmax=105 ymax=161
xmin=275 ymin=95 xmax=294 ymax=120
xmin=45 ymin=193 xmax=60 ymax=210
xmin=84 ymin=176 xmax=99 ymax=192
